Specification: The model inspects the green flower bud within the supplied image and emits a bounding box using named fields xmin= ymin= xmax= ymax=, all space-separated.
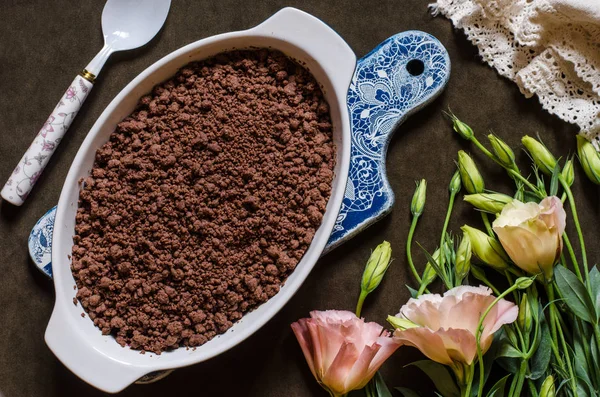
xmin=576 ymin=135 xmax=600 ymax=185
xmin=448 ymin=113 xmax=474 ymax=140
xmin=522 ymin=136 xmax=557 ymax=175
xmin=360 ymin=241 xmax=392 ymax=294
xmin=518 ymin=293 xmax=532 ymax=333
xmin=561 ymin=158 xmax=575 ymax=187
xmin=411 ymin=179 xmax=427 ymax=217
xmin=488 ymin=134 xmax=516 ymax=169
xmin=457 ymin=151 xmax=485 ymax=194
xmin=387 ymin=315 xmax=419 ymax=330
xmin=504 ymin=326 xmax=519 ymax=347
xmin=460 ymin=225 xmax=509 ymax=271
xmin=540 ymin=375 xmax=555 ymax=397
xmin=421 ymin=248 xmax=440 ymax=286
xmin=455 ymin=234 xmax=472 ymax=283
xmin=515 ymin=277 xmax=534 ymax=290
xmin=463 ymin=193 xmax=513 ymax=214
xmin=470 ymin=265 xmax=487 ymax=283
xmin=449 ymin=170 xmax=462 ymax=194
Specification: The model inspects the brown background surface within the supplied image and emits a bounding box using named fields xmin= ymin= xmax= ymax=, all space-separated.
xmin=1 ymin=1 xmax=599 ymax=396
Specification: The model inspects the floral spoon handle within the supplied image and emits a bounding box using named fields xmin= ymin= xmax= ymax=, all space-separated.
xmin=1 ymin=73 xmax=94 ymax=206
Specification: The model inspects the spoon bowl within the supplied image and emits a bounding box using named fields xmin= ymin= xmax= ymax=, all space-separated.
xmin=102 ymin=0 xmax=171 ymax=51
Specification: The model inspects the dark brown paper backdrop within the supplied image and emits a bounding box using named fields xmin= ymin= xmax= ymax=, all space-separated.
xmin=1 ymin=1 xmax=599 ymax=396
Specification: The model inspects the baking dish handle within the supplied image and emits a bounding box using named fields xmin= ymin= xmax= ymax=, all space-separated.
xmin=249 ymin=7 xmax=357 ymax=102
xmin=45 ymin=304 xmax=148 ymax=394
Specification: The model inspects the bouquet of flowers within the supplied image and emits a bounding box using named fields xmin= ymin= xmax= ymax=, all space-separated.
xmin=291 ymin=113 xmax=600 ymax=397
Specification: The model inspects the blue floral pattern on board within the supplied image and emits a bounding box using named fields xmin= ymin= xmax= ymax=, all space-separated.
xmin=28 ymin=206 xmax=56 ymax=278
xmin=326 ymin=31 xmax=450 ymax=251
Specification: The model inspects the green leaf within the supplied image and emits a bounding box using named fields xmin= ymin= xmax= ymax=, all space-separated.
xmin=417 ymin=243 xmax=451 ymax=289
xmin=549 ymin=163 xmax=560 ymax=196
xmin=588 ymin=266 xmax=600 ymax=319
xmin=406 ymin=285 xmax=419 ymax=299
xmin=373 ymin=371 xmax=392 ymax=397
xmin=529 ymin=308 xmax=551 ymax=380
xmin=486 ymin=374 xmax=511 ymax=397
xmin=395 ymin=388 xmax=421 ymax=397
xmin=409 ymin=360 xmax=460 ymax=397
xmin=554 ymin=265 xmax=597 ymax=324
xmin=497 ymin=342 xmax=523 ymax=358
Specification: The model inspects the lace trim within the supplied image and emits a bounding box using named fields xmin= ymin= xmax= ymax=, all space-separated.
xmin=430 ymin=0 xmax=600 ymax=145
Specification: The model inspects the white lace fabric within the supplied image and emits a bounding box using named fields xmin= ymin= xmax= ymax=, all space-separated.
xmin=430 ymin=0 xmax=600 ymax=146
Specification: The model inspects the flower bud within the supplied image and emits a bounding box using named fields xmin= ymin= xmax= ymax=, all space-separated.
xmin=449 ymin=113 xmax=474 ymax=140
xmin=460 ymin=225 xmax=509 ymax=271
xmin=449 ymin=170 xmax=462 ymax=194
xmin=576 ymin=135 xmax=600 ymax=185
xmin=515 ymin=277 xmax=534 ymax=290
xmin=540 ymin=375 xmax=555 ymax=397
xmin=518 ymin=293 xmax=532 ymax=333
xmin=387 ymin=315 xmax=418 ymax=330
xmin=561 ymin=158 xmax=575 ymax=187
xmin=488 ymin=134 xmax=516 ymax=169
xmin=522 ymin=136 xmax=557 ymax=175
xmin=421 ymin=248 xmax=440 ymax=286
xmin=361 ymin=241 xmax=392 ymax=294
xmin=470 ymin=265 xmax=487 ymax=283
xmin=411 ymin=179 xmax=427 ymax=217
xmin=455 ymin=234 xmax=472 ymax=282
xmin=457 ymin=151 xmax=485 ymax=194
xmin=504 ymin=326 xmax=519 ymax=347
xmin=463 ymin=193 xmax=513 ymax=214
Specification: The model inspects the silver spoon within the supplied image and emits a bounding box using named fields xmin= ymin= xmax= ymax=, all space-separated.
xmin=1 ymin=0 xmax=171 ymax=206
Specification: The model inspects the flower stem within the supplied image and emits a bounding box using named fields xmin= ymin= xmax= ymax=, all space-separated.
xmin=475 ymin=282 xmax=526 ymax=396
xmin=511 ymin=361 xmax=527 ymax=397
xmin=527 ymin=379 xmax=539 ymax=397
xmin=439 ymin=191 xmax=456 ymax=253
xmin=559 ymin=175 xmax=589 ymax=285
xmin=481 ymin=212 xmax=494 ymax=236
xmin=546 ymin=284 xmax=576 ymax=393
xmin=462 ymin=364 xmax=475 ymax=397
xmin=355 ymin=290 xmax=367 ymax=318
xmin=507 ymin=169 xmax=542 ymax=196
xmin=563 ymin=232 xmax=584 ymax=282
xmin=406 ymin=216 xmax=423 ymax=284
xmin=470 ymin=135 xmax=542 ymax=196
xmin=555 ymin=311 xmax=577 ymax=394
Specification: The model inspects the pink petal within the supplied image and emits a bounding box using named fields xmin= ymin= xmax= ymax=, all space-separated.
xmin=487 ymin=299 xmax=518 ymax=335
xmin=322 ymin=341 xmax=361 ymax=395
xmin=344 ymin=342 xmax=381 ymax=391
xmin=394 ymin=327 xmax=454 ymax=365
xmin=307 ymin=319 xmax=327 ymax=376
xmin=313 ymin=318 xmax=347 ymax=373
xmin=366 ymin=335 xmax=401 ymax=379
xmin=400 ymin=299 xmax=443 ymax=330
xmin=291 ymin=319 xmax=317 ymax=380
xmin=436 ymin=328 xmax=478 ymax=365
xmin=442 ymin=292 xmax=495 ymax=334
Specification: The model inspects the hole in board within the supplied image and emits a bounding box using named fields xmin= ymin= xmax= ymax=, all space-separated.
xmin=406 ymin=59 xmax=425 ymax=76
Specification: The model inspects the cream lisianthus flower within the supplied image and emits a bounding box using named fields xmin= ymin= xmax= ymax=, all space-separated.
xmin=492 ymin=196 xmax=566 ymax=280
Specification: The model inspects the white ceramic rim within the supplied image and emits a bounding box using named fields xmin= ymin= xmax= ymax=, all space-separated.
xmin=46 ymin=7 xmax=355 ymax=393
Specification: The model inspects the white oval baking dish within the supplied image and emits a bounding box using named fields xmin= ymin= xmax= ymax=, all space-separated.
xmin=45 ymin=7 xmax=354 ymax=393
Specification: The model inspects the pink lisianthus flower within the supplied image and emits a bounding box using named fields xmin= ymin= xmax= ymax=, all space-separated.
xmin=291 ymin=310 xmax=400 ymax=397
xmin=391 ymin=286 xmax=517 ymax=378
